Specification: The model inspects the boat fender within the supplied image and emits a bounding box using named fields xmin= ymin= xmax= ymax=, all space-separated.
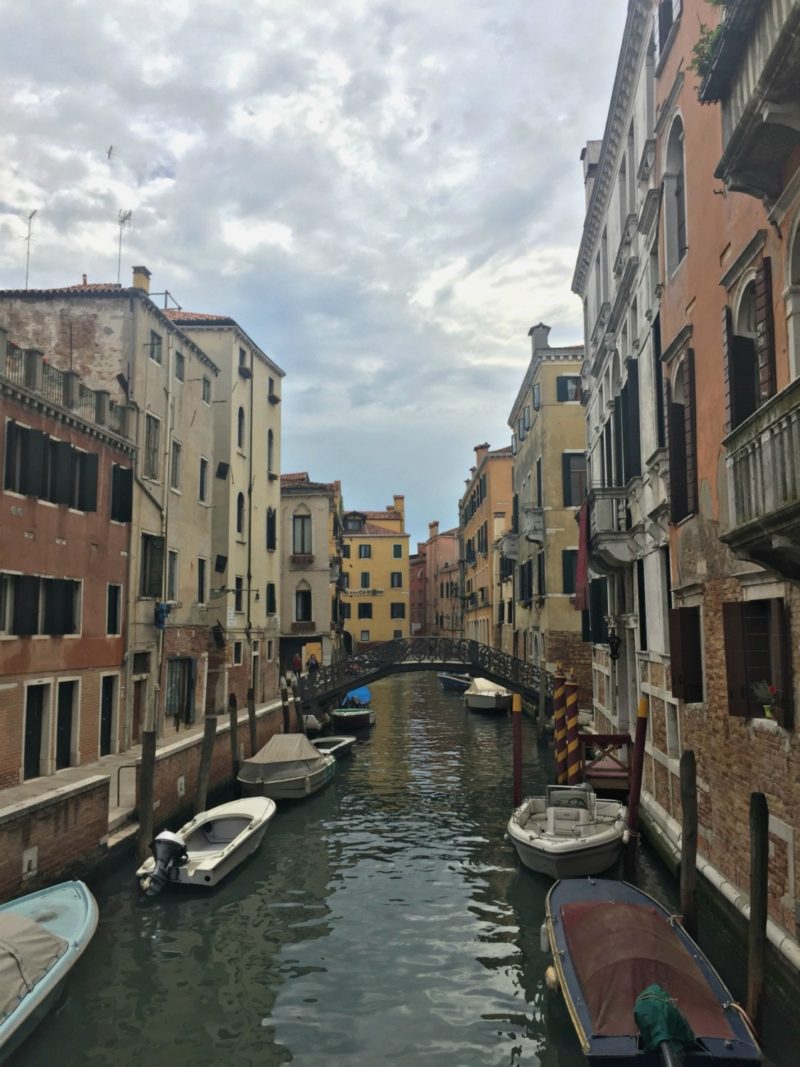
xmin=544 ymin=965 xmax=559 ymax=993
xmin=539 ymin=922 xmax=550 ymax=955
xmin=623 ymin=829 xmax=631 ymax=845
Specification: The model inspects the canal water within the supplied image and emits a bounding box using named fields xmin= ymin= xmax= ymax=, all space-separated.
xmin=14 ymin=673 xmax=793 ymax=1065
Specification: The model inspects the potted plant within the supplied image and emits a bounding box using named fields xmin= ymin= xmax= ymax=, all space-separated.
xmin=751 ymin=680 xmax=781 ymax=719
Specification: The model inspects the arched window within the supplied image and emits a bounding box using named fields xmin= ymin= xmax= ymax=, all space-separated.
xmin=267 ymin=429 xmax=274 ymax=473
xmin=664 ymin=117 xmax=687 ymax=275
xmin=667 ymin=353 xmax=697 ymax=522
xmin=236 ymin=492 xmax=245 ymax=535
xmin=295 ymin=581 xmax=312 ymax=622
xmin=237 ymin=406 xmax=245 ymax=450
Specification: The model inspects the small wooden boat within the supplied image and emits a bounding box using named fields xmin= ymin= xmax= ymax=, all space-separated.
xmin=136 ymin=796 xmax=275 ymax=895
xmin=544 ymin=878 xmax=762 ymax=1064
xmin=437 ymin=671 xmax=471 ymax=693
xmin=303 ymin=712 xmax=327 ymax=734
xmin=238 ymin=734 xmax=336 ymax=800
xmin=507 ymin=784 xmax=627 ymax=879
xmin=312 ymin=735 xmax=357 ymax=758
xmin=331 ymin=686 xmax=374 ymax=729
xmin=0 ymin=880 xmax=98 ymax=1062
xmin=463 ymin=676 xmax=511 ymax=712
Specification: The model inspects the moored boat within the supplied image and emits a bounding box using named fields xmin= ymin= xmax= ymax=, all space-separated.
xmin=0 ymin=880 xmax=98 ymax=1062
xmin=136 ymin=796 xmax=276 ymax=894
xmin=544 ymin=878 xmax=762 ymax=1064
xmin=507 ymin=784 xmax=627 ymax=879
xmin=238 ymin=733 xmax=336 ymax=800
xmin=312 ymin=735 xmax=357 ymax=758
xmin=437 ymin=671 xmax=471 ymax=693
xmin=331 ymin=686 xmax=374 ymax=729
xmin=463 ymin=676 xmax=511 ymax=712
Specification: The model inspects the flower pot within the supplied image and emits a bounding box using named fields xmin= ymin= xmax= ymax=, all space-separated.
xmin=763 ymin=704 xmax=774 ymax=719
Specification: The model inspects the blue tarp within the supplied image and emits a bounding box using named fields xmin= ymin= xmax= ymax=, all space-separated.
xmin=344 ymin=687 xmax=371 ymax=706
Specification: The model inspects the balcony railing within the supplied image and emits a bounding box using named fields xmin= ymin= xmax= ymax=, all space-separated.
xmin=291 ymin=621 xmax=316 ymax=634
xmin=722 ymin=375 xmax=800 ymax=578
xmin=588 ymin=486 xmax=642 ymax=573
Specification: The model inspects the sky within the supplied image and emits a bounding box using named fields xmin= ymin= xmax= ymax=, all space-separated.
xmin=0 ymin=0 xmax=628 ymax=546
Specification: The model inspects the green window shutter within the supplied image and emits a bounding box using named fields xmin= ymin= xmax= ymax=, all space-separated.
xmin=14 ymin=575 xmax=40 ymax=635
xmin=20 ymin=429 xmax=47 ymax=497
xmin=51 ymin=441 xmax=74 ymax=505
xmin=79 ymin=452 xmax=99 ymax=512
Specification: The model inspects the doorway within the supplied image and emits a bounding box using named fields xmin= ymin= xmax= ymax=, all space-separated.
xmin=100 ymin=675 xmax=116 ymax=756
xmin=24 ymin=684 xmax=48 ymax=780
xmin=56 ymin=680 xmax=76 ymax=770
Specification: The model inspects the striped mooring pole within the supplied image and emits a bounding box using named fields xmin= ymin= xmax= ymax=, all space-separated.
xmin=565 ymin=677 xmax=581 ymax=785
xmin=553 ymin=669 xmax=567 ymax=785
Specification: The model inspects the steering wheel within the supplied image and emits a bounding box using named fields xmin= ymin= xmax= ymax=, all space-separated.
xmin=562 ymin=797 xmax=586 ymax=809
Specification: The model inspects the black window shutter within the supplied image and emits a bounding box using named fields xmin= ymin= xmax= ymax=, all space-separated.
xmin=669 ymin=606 xmax=702 ymax=701
xmin=613 ymin=396 xmax=623 ymax=487
xmin=14 ymin=575 xmax=40 ymax=635
xmin=562 ymin=550 xmax=576 ymax=595
xmin=79 ymin=452 xmax=99 ymax=512
xmin=620 ymin=382 xmax=631 ymax=484
xmin=627 ymin=360 xmax=642 ymax=478
xmin=52 ymin=441 xmax=74 ymax=505
xmin=721 ymin=304 xmax=736 ymax=432
xmin=667 ymin=380 xmax=688 ymax=523
xmin=4 ymin=421 xmax=19 ymax=490
xmin=637 ymin=558 xmax=648 ymax=652
xmin=754 ymin=256 xmax=777 ymax=405
xmin=44 ymin=579 xmax=75 ymax=635
xmin=21 ymin=429 xmax=47 ymax=497
xmin=117 ymin=466 xmax=133 ymax=522
xmin=771 ymin=598 xmax=793 ymax=729
xmin=722 ymin=602 xmax=749 ymax=716
xmin=556 ymin=377 xmax=568 ymax=401
xmin=683 ymin=351 xmax=698 ymax=516
xmin=145 ymin=536 xmax=165 ymax=598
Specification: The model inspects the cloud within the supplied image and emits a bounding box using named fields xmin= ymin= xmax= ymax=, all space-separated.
xmin=0 ymin=0 xmax=628 ymax=542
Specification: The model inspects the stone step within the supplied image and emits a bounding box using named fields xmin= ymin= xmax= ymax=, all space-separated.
xmin=108 ymin=807 xmax=136 ymax=834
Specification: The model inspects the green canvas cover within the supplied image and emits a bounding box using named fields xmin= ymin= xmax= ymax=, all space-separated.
xmin=634 ymin=983 xmax=695 ymax=1053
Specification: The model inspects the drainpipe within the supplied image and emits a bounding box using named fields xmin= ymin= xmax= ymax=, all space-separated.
xmin=156 ymin=330 xmax=176 ymax=736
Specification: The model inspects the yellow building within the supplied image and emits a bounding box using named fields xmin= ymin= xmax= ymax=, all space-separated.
xmin=460 ymin=445 xmax=513 ymax=648
xmin=341 ymin=495 xmax=410 ymax=648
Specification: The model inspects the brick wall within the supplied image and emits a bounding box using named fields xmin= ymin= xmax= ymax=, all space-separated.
xmin=545 ymin=629 xmax=592 ymax=706
xmin=0 ymin=776 xmax=109 ymax=902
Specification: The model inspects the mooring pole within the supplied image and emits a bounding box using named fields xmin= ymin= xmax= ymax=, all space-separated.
xmin=137 ymin=728 xmax=157 ymax=863
xmin=679 ymin=749 xmax=698 ymax=939
xmin=247 ymin=686 xmax=257 ymax=755
xmin=747 ymin=791 xmax=769 ymax=1030
xmin=195 ymin=714 xmax=218 ymax=815
xmin=512 ymin=692 xmax=523 ymax=807
xmin=290 ymin=676 xmax=306 ymax=734
xmin=280 ymin=677 xmax=291 ymax=733
xmin=565 ymin=676 xmax=580 ymax=785
xmin=228 ymin=693 xmax=239 ymax=787
xmin=626 ymin=696 xmax=649 ymax=834
xmin=553 ymin=670 xmax=567 ymax=784
xmin=536 ymin=668 xmax=548 ymax=744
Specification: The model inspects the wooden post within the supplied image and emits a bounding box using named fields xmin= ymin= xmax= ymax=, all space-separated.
xmin=679 ymin=749 xmax=698 ymax=939
xmin=565 ymin=677 xmax=580 ymax=784
xmin=553 ymin=670 xmax=567 ymax=784
xmin=137 ymin=729 xmax=157 ymax=863
xmin=228 ymin=693 xmax=239 ymax=785
xmin=247 ymin=686 xmax=257 ymax=755
xmin=626 ymin=696 xmax=649 ymax=834
xmin=747 ymin=791 xmax=769 ymax=1030
xmin=512 ymin=692 xmax=523 ymax=807
xmin=280 ymin=677 xmax=291 ymax=733
xmin=195 ymin=714 xmax=218 ymax=815
xmin=290 ymin=676 xmax=306 ymax=734
xmin=536 ymin=668 xmax=548 ymax=744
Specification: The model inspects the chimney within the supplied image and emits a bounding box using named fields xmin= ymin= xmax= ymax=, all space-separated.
xmin=392 ymin=494 xmax=405 ymax=516
xmin=428 ymin=520 xmax=439 ymax=540
xmin=132 ymin=265 xmax=151 ymax=294
xmin=474 ymin=442 xmax=490 ymax=465
xmin=528 ymin=322 xmax=551 ymax=355
xmin=581 ymin=141 xmax=602 ymax=208
xmin=81 ymin=274 xmax=88 ymax=286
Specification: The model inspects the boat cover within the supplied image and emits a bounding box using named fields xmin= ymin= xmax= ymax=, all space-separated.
xmin=239 ymin=734 xmax=325 ymax=784
xmin=0 ymin=912 xmax=68 ymax=1022
xmin=561 ymin=902 xmax=735 ymax=1041
xmin=344 ymin=687 xmax=371 ymax=706
xmin=465 ymin=677 xmax=509 ymax=696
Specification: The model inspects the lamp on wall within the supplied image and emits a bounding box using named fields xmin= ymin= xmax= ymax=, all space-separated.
xmin=608 ymin=628 xmax=621 ymax=661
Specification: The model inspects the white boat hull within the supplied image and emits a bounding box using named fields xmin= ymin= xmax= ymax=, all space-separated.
xmin=464 ymin=692 xmax=510 ymax=712
xmin=241 ymin=754 xmax=336 ymax=800
xmin=312 ymin=735 xmax=356 ymax=759
xmin=509 ymin=831 xmax=624 ymax=879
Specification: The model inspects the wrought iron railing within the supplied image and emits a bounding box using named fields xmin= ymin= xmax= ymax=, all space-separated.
xmin=41 ymin=362 xmax=65 ymax=407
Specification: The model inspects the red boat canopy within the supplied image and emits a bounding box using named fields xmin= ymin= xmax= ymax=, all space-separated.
xmin=561 ymin=901 xmax=736 ymax=1041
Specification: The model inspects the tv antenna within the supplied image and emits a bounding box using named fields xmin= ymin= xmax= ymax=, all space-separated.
xmin=24 ymin=209 xmax=37 ymax=290
xmin=117 ymin=209 xmax=132 ymax=284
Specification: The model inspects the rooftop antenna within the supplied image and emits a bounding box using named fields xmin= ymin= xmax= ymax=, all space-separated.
xmin=24 ymin=209 xmax=37 ymax=290
xmin=117 ymin=209 xmax=132 ymax=284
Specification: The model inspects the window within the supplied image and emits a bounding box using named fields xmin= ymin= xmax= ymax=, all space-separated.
xmin=562 ymin=453 xmax=587 ymax=506
xmin=0 ymin=574 xmax=80 ymax=636
xmin=292 ymin=514 xmax=312 ymax=555
xmin=557 ymin=376 xmax=582 ymax=402
xmin=723 ymin=598 xmax=793 ymax=726
xmin=3 ymin=423 xmax=98 ymax=510
xmin=266 ymin=507 xmax=277 ymax=551
xmin=110 ymin=464 xmax=133 ymax=522
xmin=266 ymin=582 xmax=276 ymax=615
xmin=393 ymin=544 xmax=402 ymax=559
xmin=390 ymin=603 xmax=406 ymax=619
xmin=149 ymin=330 xmax=162 ymax=364
xmin=295 ymin=588 xmax=312 ymax=621
xmin=236 ymin=492 xmax=245 ymax=535
xmin=393 ymin=629 xmax=402 ymax=639
xmin=175 ymin=351 xmax=185 ymax=382
xmin=340 ymin=602 xmax=351 ymax=619
xmin=140 ymin=534 xmax=165 ymax=597
xmin=170 ymin=440 xmax=182 ymax=491
xmin=237 ymin=407 xmax=246 ymax=450
xmin=342 ymin=544 xmax=351 ymax=558
xmin=340 ymin=572 xmax=350 ymax=589
xmin=667 ymin=353 xmax=697 ymax=523
xmin=197 ymin=558 xmax=207 ymax=604
xmin=233 ymin=641 xmax=243 ymax=665
xmin=360 ymin=572 xmax=370 ymax=589
xmin=196 ymin=457 xmax=208 ymax=504
xmin=664 ymin=117 xmax=687 ymax=275
xmin=234 ymin=576 xmax=244 ymax=613
xmin=107 ymin=584 xmax=121 ymax=634
xmin=358 ymin=544 xmax=371 ymax=559
xmin=167 ymin=550 xmax=179 ymax=601
xmin=533 ymin=382 xmax=541 ymax=411
xmin=390 ymin=572 xmax=402 ymax=588
xmin=143 ymin=414 xmax=160 ymax=480
xmin=562 ymin=550 xmax=578 ymax=596
xmin=202 ymin=376 xmax=211 ymax=404
xmin=523 ymin=405 xmax=531 ymax=430
xmin=239 ymin=347 xmax=247 ymax=369
xmin=267 ymin=429 xmax=274 ymax=473
xmin=267 ymin=639 xmax=274 ymax=660
xmin=723 ymin=262 xmax=776 ymax=432
xmin=360 ymin=630 xmax=370 ymax=642
xmin=358 ymin=603 xmax=373 ymax=619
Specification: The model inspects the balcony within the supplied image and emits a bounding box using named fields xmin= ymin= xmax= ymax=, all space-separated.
xmin=588 ymin=487 xmax=643 ymax=573
xmin=289 ymin=553 xmax=314 ymax=567
xmin=721 ymin=376 xmax=800 ymax=578
xmin=291 ymin=621 xmax=316 ymax=634
xmin=699 ymin=0 xmax=800 ymax=200
xmin=500 ymin=531 xmax=519 ymax=561
xmin=520 ymin=504 xmax=544 ymax=544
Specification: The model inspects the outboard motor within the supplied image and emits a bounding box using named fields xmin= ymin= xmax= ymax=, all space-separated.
xmin=139 ymin=830 xmax=188 ymax=896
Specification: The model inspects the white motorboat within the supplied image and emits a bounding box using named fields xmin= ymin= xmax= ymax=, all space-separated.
xmin=312 ymin=735 xmax=357 ymax=759
xmin=238 ymin=733 xmax=336 ymax=800
xmin=507 ymin=784 xmax=627 ymax=879
xmin=463 ymin=676 xmax=512 ymax=712
xmin=136 ymin=796 xmax=276 ymax=895
xmin=303 ymin=712 xmax=327 ymax=734
xmin=0 ymin=880 xmax=98 ymax=1063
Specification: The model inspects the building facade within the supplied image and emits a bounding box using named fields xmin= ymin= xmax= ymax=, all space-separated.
xmin=409 ymin=546 xmax=426 ymax=634
xmin=422 ymin=521 xmax=460 ymax=637
xmin=341 ymin=496 xmax=410 ymax=648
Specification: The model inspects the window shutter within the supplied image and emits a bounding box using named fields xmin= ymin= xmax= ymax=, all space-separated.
xmin=4 ymin=421 xmax=18 ymax=490
xmin=620 ymin=383 xmax=631 ymax=484
xmin=146 ymin=536 xmax=165 ymax=598
xmin=562 ymin=453 xmax=571 ymax=506
xmin=13 ymin=575 xmax=39 ymax=635
xmin=771 ymin=598 xmax=793 ymax=729
xmin=721 ymin=304 xmax=736 ymax=432
xmin=683 ymin=351 xmax=698 ymax=515
xmin=613 ymin=396 xmax=623 ymax=486
xmin=20 ymin=429 xmax=46 ymax=497
xmin=45 ymin=579 xmax=75 ymax=635
xmin=627 ymin=360 xmax=642 ymax=478
xmin=667 ymin=379 xmax=687 ymax=522
xmin=669 ymin=606 xmax=702 ymax=701
xmin=722 ymin=602 xmax=749 ymax=716
xmin=754 ymin=256 xmax=777 ymax=405
xmin=557 ymin=377 xmax=568 ymax=401
xmin=52 ymin=441 xmax=73 ymax=505
xmin=79 ymin=452 xmax=98 ymax=512
xmin=118 ymin=467 xmax=133 ymax=522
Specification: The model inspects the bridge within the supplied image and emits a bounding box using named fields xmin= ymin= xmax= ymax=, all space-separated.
xmin=297 ymin=637 xmax=553 ymax=714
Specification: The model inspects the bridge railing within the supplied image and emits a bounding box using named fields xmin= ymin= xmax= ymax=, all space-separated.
xmin=297 ymin=637 xmax=553 ymax=707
